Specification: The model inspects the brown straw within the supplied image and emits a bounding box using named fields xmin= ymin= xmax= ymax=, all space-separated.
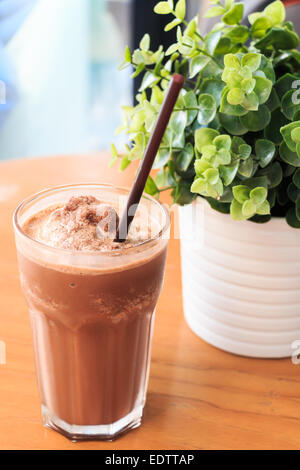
xmin=115 ymin=74 xmax=184 ymax=242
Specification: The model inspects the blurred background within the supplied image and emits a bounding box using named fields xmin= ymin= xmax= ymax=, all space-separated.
xmin=0 ymin=0 xmax=202 ymax=161
xmin=0 ymin=0 xmax=299 ymax=161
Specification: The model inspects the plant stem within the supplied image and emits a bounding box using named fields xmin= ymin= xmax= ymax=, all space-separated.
xmin=159 ymin=146 xmax=184 ymax=151
xmin=182 ymin=19 xmax=205 ymax=42
xmin=133 ymin=64 xmax=195 ymax=89
xmin=173 ymin=107 xmax=199 ymax=111
xmin=181 ymin=42 xmax=222 ymax=68
xmin=158 ymin=186 xmax=173 ymax=193
xmin=194 ymin=73 xmax=202 ymax=92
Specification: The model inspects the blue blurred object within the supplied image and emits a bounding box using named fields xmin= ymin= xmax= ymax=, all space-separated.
xmin=0 ymin=0 xmax=36 ymax=127
xmin=88 ymin=0 xmax=132 ymax=150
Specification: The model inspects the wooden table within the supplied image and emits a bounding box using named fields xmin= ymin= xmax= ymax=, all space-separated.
xmin=0 ymin=154 xmax=300 ymax=450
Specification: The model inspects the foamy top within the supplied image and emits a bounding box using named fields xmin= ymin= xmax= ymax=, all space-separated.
xmin=22 ymin=196 xmax=154 ymax=252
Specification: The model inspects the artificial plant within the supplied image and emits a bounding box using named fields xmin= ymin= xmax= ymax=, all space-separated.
xmin=112 ymin=0 xmax=300 ymax=227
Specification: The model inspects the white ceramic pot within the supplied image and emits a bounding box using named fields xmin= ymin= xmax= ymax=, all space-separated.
xmin=179 ymin=198 xmax=300 ymax=358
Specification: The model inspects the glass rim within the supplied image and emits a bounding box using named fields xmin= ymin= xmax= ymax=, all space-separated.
xmin=13 ymin=183 xmax=171 ymax=257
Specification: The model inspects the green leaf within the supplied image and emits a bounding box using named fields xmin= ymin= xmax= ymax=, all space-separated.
xmin=279 ymin=142 xmax=300 ymax=167
xmin=154 ymin=2 xmax=172 ymax=14
xmin=124 ymin=46 xmax=132 ymax=62
xmin=205 ymin=168 xmax=219 ymax=185
xmin=224 ymin=53 xmax=240 ymax=69
xmin=183 ymin=91 xmax=198 ymax=125
xmin=293 ymin=168 xmax=300 ymax=189
xmin=241 ymin=53 xmax=261 ymax=72
xmin=200 ymin=78 xmax=225 ymax=107
xmin=238 ymin=158 xmax=253 ymax=178
xmin=242 ymin=199 xmax=256 ymax=218
xmin=231 ymin=136 xmax=245 ymax=153
xmin=280 ymin=121 xmax=300 ymax=152
xmin=264 ymin=108 xmax=288 ymax=144
xmin=191 ymin=177 xmax=206 ymax=194
xmin=140 ymin=34 xmax=150 ymax=51
xmin=215 ymin=37 xmax=232 ymax=55
xmin=155 ymin=167 xmax=171 ymax=187
xmin=145 ymin=176 xmax=159 ymax=195
xmin=256 ymin=200 xmax=270 ymax=215
xmin=219 ymin=113 xmax=248 ymax=135
xmin=195 ymin=128 xmax=219 ymax=153
xmin=230 ymin=199 xmax=246 ymax=220
xmin=120 ymin=155 xmax=131 ymax=171
xmin=239 ymin=144 xmax=252 ymax=160
xmin=233 ymin=185 xmax=250 ymax=204
xmin=166 ymin=43 xmax=178 ymax=56
xmin=225 ymin=0 xmax=234 ymax=8
xmin=265 ymin=0 xmax=286 ymax=25
xmin=197 ymin=94 xmax=217 ymax=125
xmin=258 ymin=162 xmax=283 ymax=188
xmin=227 ymin=88 xmax=245 ymax=106
xmin=225 ymin=25 xmax=249 ymax=44
xmin=205 ymin=30 xmax=222 ymax=56
xmin=176 ymin=143 xmax=194 ymax=172
xmin=291 ymin=127 xmax=300 ymax=144
xmin=170 ymin=110 xmax=187 ymax=136
xmin=223 ymin=3 xmax=244 ymax=25
xmin=255 ymin=27 xmax=299 ymax=51
xmin=240 ymin=105 xmax=271 ymax=132
xmin=195 ymin=158 xmax=210 ymax=176
xmin=165 ymin=18 xmax=182 ymax=31
xmin=153 ymin=148 xmax=170 ymax=169
xmin=249 ymin=12 xmax=266 ymax=26
xmin=265 ymin=88 xmax=280 ymax=112
xmin=241 ymin=78 xmax=256 ymax=95
xmin=244 ymin=176 xmax=268 ymax=190
xmin=250 ymin=187 xmax=267 ymax=205
xmin=189 ymin=55 xmax=210 ymax=79
xmin=284 ymin=165 xmax=296 ymax=178
xmin=220 ymin=89 xmax=248 ymax=116
xmin=205 ymin=6 xmax=226 ymax=18
xmin=255 ymin=140 xmax=276 ymax=168
xmin=260 ymin=57 xmax=276 ymax=83
xmin=242 ymin=92 xmax=259 ymax=111
xmin=253 ymin=76 xmax=272 ymax=105
xmin=219 ymin=163 xmax=239 ymax=186
xmin=214 ymin=134 xmax=231 ymax=151
xmin=251 ymin=16 xmax=272 ymax=38
xmin=139 ymin=72 xmax=160 ymax=91
xmin=207 ymin=198 xmax=230 ymax=214
xmin=173 ymin=181 xmax=196 ymax=205
xmin=250 ymin=214 xmax=272 ymax=224
xmin=131 ymin=63 xmax=146 ymax=78
xmin=281 ymin=90 xmax=300 ymax=120
xmin=110 ymin=143 xmax=118 ymax=167
xmin=275 ymin=73 xmax=300 ymax=100
xmin=175 ymin=0 xmax=186 ymax=20
xmin=287 ymin=182 xmax=300 ymax=202
xmin=286 ymin=206 xmax=300 ymax=228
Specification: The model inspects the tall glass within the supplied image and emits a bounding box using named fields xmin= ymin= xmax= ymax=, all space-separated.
xmin=13 ymin=184 xmax=170 ymax=441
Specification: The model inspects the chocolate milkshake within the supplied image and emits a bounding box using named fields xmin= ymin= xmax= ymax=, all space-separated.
xmin=13 ymin=184 xmax=169 ymax=440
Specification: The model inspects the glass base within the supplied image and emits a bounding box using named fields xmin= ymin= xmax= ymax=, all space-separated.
xmin=42 ymin=404 xmax=143 ymax=442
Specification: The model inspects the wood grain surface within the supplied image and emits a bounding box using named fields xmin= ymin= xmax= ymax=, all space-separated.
xmin=0 ymin=154 xmax=299 ymax=450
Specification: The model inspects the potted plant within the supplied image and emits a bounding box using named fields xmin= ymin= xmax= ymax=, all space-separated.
xmin=112 ymin=0 xmax=300 ymax=358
